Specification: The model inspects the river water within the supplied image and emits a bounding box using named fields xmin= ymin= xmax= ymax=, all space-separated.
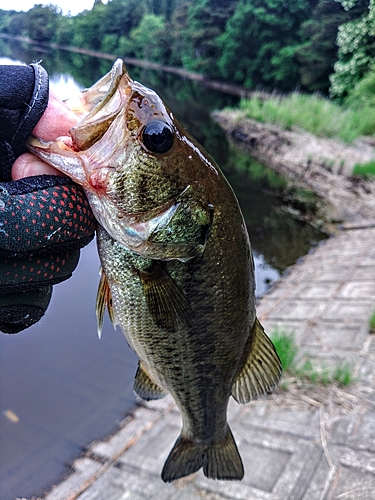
xmin=0 ymin=40 xmax=325 ymax=500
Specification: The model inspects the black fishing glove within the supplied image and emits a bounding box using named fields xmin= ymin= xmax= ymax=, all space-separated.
xmin=0 ymin=63 xmax=95 ymax=333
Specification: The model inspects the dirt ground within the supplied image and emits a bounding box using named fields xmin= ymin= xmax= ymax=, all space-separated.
xmin=213 ymin=110 xmax=375 ymax=230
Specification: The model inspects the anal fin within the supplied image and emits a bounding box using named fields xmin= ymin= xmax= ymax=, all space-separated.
xmin=133 ymin=362 xmax=168 ymax=401
xmin=96 ymin=267 xmax=116 ymax=339
xmin=231 ymin=318 xmax=282 ymax=404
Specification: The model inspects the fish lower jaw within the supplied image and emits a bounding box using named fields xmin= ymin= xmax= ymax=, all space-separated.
xmin=28 ymin=135 xmax=75 ymax=152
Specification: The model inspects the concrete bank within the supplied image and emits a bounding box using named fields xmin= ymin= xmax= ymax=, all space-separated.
xmin=41 ymin=225 xmax=375 ymax=500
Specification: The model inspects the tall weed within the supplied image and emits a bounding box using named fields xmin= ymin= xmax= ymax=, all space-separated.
xmin=240 ymin=93 xmax=375 ymax=143
xmin=271 ymin=330 xmax=355 ymax=387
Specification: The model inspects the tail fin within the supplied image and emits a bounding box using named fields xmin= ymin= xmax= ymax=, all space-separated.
xmin=161 ymin=426 xmax=244 ymax=482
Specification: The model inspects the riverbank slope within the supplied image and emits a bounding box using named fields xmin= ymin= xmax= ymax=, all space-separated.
xmin=213 ymin=110 xmax=375 ymax=230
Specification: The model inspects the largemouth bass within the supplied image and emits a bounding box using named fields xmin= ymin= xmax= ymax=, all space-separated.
xmin=28 ymin=60 xmax=281 ymax=482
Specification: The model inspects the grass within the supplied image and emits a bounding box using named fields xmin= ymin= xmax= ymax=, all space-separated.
xmin=370 ymin=310 xmax=375 ymax=333
xmin=239 ymin=93 xmax=375 ymax=143
xmin=271 ymin=330 xmax=355 ymax=388
xmin=271 ymin=330 xmax=298 ymax=372
xmin=352 ymin=160 xmax=375 ymax=178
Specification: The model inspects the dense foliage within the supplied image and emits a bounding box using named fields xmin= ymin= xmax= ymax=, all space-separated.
xmin=329 ymin=0 xmax=375 ymax=100
xmin=0 ymin=0 xmax=373 ymax=99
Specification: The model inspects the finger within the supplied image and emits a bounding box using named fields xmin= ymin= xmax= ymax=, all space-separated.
xmin=32 ymin=90 xmax=79 ymax=141
xmin=11 ymin=153 xmax=66 ymax=180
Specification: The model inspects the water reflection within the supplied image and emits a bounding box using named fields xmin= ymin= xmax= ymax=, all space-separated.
xmin=0 ymin=239 xmax=139 ymax=499
xmin=0 ymin=40 xmax=325 ymax=500
xmin=50 ymin=73 xmax=83 ymax=98
xmin=223 ymin=149 xmax=324 ymax=272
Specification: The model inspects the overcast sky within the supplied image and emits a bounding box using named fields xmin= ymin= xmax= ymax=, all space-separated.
xmin=0 ymin=1 xmax=106 ymax=17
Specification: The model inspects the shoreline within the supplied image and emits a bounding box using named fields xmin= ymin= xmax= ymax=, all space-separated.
xmin=212 ymin=110 xmax=375 ymax=232
xmin=0 ymin=34 xmax=269 ymax=100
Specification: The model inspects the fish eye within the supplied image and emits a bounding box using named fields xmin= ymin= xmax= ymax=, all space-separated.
xmin=142 ymin=120 xmax=174 ymax=154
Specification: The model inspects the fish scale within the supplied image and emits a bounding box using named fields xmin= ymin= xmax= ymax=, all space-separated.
xmin=27 ymin=59 xmax=282 ymax=482
xmin=111 ymin=148 xmax=182 ymax=213
xmin=97 ymin=226 xmax=227 ymax=441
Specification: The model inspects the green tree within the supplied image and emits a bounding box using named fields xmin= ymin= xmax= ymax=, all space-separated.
xmin=295 ymin=0 xmax=357 ymax=93
xmin=24 ymin=4 xmax=60 ymax=42
xmin=71 ymin=2 xmax=107 ymax=50
xmin=167 ymin=0 xmax=193 ymax=66
xmin=146 ymin=0 xmax=178 ymax=20
xmin=182 ymin=0 xmax=237 ymax=76
xmin=330 ymin=0 xmax=374 ymax=99
xmin=129 ymin=14 xmax=167 ymax=61
xmin=55 ymin=14 xmax=74 ymax=45
xmin=345 ymin=63 xmax=375 ymax=107
xmin=0 ymin=10 xmax=27 ymax=36
xmin=69 ymin=0 xmax=148 ymax=51
xmin=99 ymin=0 xmax=147 ymax=38
xmin=217 ymin=0 xmax=315 ymax=90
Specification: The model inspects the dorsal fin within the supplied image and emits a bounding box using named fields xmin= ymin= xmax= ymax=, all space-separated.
xmin=231 ymin=318 xmax=282 ymax=403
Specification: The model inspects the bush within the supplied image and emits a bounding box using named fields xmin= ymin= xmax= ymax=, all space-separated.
xmin=345 ymin=66 xmax=375 ymax=109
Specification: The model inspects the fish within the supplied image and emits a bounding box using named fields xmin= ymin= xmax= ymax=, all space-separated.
xmin=27 ymin=59 xmax=282 ymax=482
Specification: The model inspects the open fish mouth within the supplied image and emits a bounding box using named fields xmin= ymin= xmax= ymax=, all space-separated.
xmin=65 ymin=59 xmax=133 ymax=151
xmin=27 ymin=59 xmax=214 ymax=261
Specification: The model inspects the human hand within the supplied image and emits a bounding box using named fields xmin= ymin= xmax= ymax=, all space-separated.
xmin=0 ymin=63 xmax=95 ymax=257
xmin=0 ymin=63 xmax=95 ymax=333
xmin=11 ymin=90 xmax=79 ymax=179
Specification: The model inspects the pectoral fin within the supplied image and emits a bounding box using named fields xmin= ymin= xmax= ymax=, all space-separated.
xmin=138 ymin=262 xmax=192 ymax=332
xmin=96 ymin=267 xmax=116 ymax=339
xmin=133 ymin=362 xmax=168 ymax=401
xmin=231 ymin=318 xmax=282 ymax=403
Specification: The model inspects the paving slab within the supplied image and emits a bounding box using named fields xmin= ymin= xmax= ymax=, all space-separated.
xmin=42 ymin=227 xmax=375 ymax=500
